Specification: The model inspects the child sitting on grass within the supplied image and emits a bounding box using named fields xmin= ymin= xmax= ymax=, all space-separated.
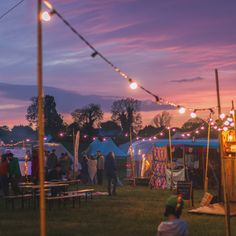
xmin=157 ymin=195 xmax=188 ymax=236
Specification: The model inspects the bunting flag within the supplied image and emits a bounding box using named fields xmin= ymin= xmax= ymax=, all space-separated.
xmin=73 ymin=130 xmax=80 ymax=178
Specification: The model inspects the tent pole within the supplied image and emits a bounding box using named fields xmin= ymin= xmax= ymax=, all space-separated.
xmin=168 ymin=128 xmax=173 ymax=190
xmin=204 ymin=119 xmax=211 ymax=193
xmin=215 ymin=69 xmax=231 ymax=236
xmin=37 ymin=0 xmax=46 ymax=235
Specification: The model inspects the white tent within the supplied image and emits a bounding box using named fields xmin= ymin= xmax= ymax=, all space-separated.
xmin=84 ymin=138 xmax=127 ymax=158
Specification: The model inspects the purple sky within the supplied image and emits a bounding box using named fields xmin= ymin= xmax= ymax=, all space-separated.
xmin=0 ymin=0 xmax=236 ymax=127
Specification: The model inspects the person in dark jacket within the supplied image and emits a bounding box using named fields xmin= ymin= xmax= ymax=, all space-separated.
xmin=105 ymin=152 xmax=117 ymax=196
xmin=0 ymin=154 xmax=9 ymax=196
xmin=81 ymin=155 xmax=89 ymax=184
xmin=7 ymin=152 xmax=21 ymax=195
xmin=32 ymin=149 xmax=39 ymax=184
xmin=46 ymin=149 xmax=58 ymax=172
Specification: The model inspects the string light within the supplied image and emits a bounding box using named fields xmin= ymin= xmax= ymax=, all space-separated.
xmin=178 ymin=107 xmax=186 ymax=114
xmin=129 ymin=81 xmax=138 ymax=90
xmin=220 ymin=113 xmax=226 ymax=120
xmin=190 ymin=111 xmax=197 ymax=118
xmin=41 ymin=11 xmax=51 ymax=21
xmin=223 ymin=127 xmax=228 ymax=131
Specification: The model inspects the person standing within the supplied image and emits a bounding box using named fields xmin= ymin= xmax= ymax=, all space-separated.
xmin=7 ymin=152 xmax=21 ymax=195
xmin=46 ymin=149 xmax=58 ymax=172
xmin=105 ymin=152 xmax=117 ymax=196
xmin=81 ymin=155 xmax=89 ymax=184
xmin=157 ymin=195 xmax=188 ymax=236
xmin=32 ymin=149 xmax=39 ymax=184
xmin=0 ymin=154 xmax=9 ymax=196
xmin=88 ymin=155 xmax=97 ymax=184
xmin=96 ymin=150 xmax=104 ymax=185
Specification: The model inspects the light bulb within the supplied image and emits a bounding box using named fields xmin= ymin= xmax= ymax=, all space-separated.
xmin=190 ymin=112 xmax=197 ymax=118
xmin=223 ymin=127 xmax=228 ymax=131
xmin=178 ymin=107 xmax=186 ymax=114
xmin=129 ymin=81 xmax=138 ymax=90
xmin=224 ymin=121 xmax=230 ymax=126
xmin=41 ymin=11 xmax=51 ymax=21
xmin=230 ymin=122 xmax=235 ymax=127
xmin=220 ymin=113 xmax=226 ymax=120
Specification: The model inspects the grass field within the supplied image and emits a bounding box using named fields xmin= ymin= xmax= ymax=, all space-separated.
xmin=0 ymin=185 xmax=235 ymax=236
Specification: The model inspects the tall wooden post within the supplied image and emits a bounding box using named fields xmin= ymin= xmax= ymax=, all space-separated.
xmin=129 ymin=127 xmax=135 ymax=184
xmin=215 ymin=69 xmax=231 ymax=236
xmin=37 ymin=1 xmax=46 ymax=235
xmin=204 ymin=120 xmax=211 ymax=193
xmin=168 ymin=128 xmax=173 ymax=189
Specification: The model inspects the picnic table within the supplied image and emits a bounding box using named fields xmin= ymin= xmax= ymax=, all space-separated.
xmin=19 ymin=183 xmax=69 ymax=209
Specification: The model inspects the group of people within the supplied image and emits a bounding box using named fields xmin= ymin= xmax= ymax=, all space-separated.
xmin=32 ymin=149 xmax=72 ymax=183
xmin=81 ymin=151 xmax=118 ymax=196
xmin=0 ymin=152 xmax=21 ymax=196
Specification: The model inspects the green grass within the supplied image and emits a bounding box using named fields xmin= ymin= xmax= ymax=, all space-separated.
xmin=0 ymin=186 xmax=235 ymax=236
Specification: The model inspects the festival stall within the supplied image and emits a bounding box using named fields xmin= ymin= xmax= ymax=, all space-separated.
xmin=128 ymin=139 xmax=219 ymax=189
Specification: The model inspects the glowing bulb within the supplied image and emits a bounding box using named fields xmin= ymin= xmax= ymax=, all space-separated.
xmin=224 ymin=121 xmax=230 ymax=126
xmin=186 ymin=133 xmax=190 ymax=137
xmin=227 ymin=117 xmax=233 ymax=122
xmin=43 ymin=0 xmax=53 ymax=10
xmin=220 ymin=113 xmax=226 ymax=120
xmin=172 ymin=128 xmax=176 ymax=132
xmin=230 ymin=122 xmax=235 ymax=127
xmin=223 ymin=127 xmax=228 ymax=131
xmin=201 ymin=126 xmax=205 ymax=130
xmin=214 ymin=126 xmax=218 ymax=129
xmin=228 ymin=135 xmax=233 ymax=141
xmin=41 ymin=11 xmax=51 ymax=21
xmin=160 ymin=132 xmax=163 ymax=136
xmin=178 ymin=107 xmax=186 ymax=114
xmin=129 ymin=81 xmax=138 ymax=90
xmin=190 ymin=112 xmax=197 ymax=118
xmin=153 ymin=136 xmax=157 ymax=140
xmin=195 ymin=130 xmax=199 ymax=134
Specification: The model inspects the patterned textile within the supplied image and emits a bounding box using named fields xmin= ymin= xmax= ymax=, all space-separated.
xmin=149 ymin=146 xmax=168 ymax=189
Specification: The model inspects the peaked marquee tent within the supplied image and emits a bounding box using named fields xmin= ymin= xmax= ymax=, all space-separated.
xmin=84 ymin=138 xmax=127 ymax=158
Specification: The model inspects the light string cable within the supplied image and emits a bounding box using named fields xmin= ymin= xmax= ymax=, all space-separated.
xmin=43 ymin=1 xmax=216 ymax=112
xmin=0 ymin=0 xmax=25 ymax=21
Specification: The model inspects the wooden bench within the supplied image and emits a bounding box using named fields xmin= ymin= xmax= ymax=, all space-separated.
xmin=46 ymin=189 xmax=94 ymax=209
xmin=4 ymin=194 xmax=33 ymax=209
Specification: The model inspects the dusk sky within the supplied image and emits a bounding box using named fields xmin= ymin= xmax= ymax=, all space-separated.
xmin=0 ymin=0 xmax=236 ymax=127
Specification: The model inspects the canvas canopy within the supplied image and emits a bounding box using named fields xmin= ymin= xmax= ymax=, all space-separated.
xmin=84 ymin=138 xmax=126 ymax=158
xmin=130 ymin=139 xmax=219 ymax=160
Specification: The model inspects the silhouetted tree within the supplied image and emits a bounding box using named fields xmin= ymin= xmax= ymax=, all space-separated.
xmin=111 ymin=98 xmax=142 ymax=134
xmin=152 ymin=111 xmax=172 ymax=128
xmin=138 ymin=125 xmax=160 ymax=137
xmin=181 ymin=117 xmax=206 ymax=131
xmin=11 ymin=125 xmax=36 ymax=142
xmin=71 ymin=103 xmax=103 ymax=133
xmin=0 ymin=126 xmax=11 ymax=143
xmin=100 ymin=120 xmax=121 ymax=131
xmin=26 ymin=95 xmax=65 ymax=138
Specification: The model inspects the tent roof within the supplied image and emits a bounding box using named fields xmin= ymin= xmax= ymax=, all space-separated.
xmin=130 ymin=139 xmax=219 ymax=160
xmin=84 ymin=138 xmax=126 ymax=158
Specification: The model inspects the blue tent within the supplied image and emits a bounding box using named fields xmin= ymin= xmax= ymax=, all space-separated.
xmin=84 ymin=138 xmax=127 ymax=158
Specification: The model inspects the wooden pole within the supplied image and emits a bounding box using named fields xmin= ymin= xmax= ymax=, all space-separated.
xmin=129 ymin=127 xmax=135 ymax=184
xmin=215 ymin=69 xmax=231 ymax=236
xmin=204 ymin=120 xmax=211 ymax=193
xmin=168 ymin=128 xmax=173 ymax=190
xmin=37 ymin=1 xmax=46 ymax=235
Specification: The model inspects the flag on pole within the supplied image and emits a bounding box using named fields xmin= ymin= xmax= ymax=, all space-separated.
xmin=73 ymin=130 xmax=80 ymax=178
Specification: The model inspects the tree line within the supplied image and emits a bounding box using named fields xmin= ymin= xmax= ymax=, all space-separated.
xmin=0 ymin=94 xmax=217 ymax=144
